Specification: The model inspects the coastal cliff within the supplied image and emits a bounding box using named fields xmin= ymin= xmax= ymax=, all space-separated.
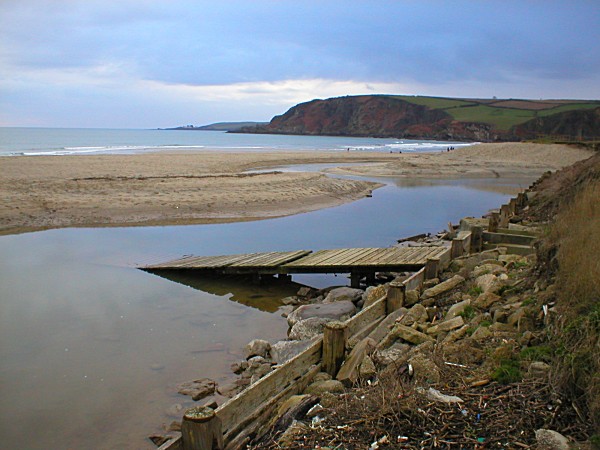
xmin=238 ymin=95 xmax=600 ymax=142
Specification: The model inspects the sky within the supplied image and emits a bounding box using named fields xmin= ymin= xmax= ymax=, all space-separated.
xmin=1 ymin=1 xmax=599 ymax=128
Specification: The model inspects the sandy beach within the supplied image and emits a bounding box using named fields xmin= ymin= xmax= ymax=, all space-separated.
xmin=0 ymin=143 xmax=592 ymax=235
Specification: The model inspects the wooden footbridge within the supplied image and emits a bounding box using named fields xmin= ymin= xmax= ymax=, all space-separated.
xmin=143 ymin=246 xmax=451 ymax=287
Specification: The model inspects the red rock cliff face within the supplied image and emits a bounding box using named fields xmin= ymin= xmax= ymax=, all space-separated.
xmin=263 ymin=96 xmax=450 ymax=137
xmin=240 ymin=96 xmax=510 ymax=141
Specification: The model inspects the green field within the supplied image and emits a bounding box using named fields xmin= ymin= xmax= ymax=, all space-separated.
xmin=390 ymin=95 xmax=600 ymax=130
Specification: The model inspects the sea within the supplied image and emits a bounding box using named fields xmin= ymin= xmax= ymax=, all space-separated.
xmin=0 ymin=128 xmax=527 ymax=449
xmin=0 ymin=127 xmax=471 ymax=156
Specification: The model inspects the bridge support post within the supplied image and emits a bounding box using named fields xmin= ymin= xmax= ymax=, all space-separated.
xmin=350 ymin=272 xmax=361 ymax=288
xmin=323 ymin=321 xmax=348 ymax=377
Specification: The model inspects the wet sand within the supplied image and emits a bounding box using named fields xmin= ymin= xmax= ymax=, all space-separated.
xmin=0 ymin=143 xmax=592 ymax=235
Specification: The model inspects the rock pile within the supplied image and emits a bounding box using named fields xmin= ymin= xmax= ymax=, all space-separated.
xmin=252 ymin=244 xmax=578 ymax=448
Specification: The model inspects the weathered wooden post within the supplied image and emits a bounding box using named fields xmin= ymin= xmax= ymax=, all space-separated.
xmin=181 ymin=406 xmax=224 ymax=450
xmin=451 ymin=238 xmax=463 ymax=259
xmin=499 ymin=204 xmax=510 ymax=228
xmin=322 ymin=321 xmax=348 ymax=377
xmin=424 ymin=258 xmax=440 ymax=280
xmin=470 ymin=225 xmax=483 ymax=253
xmin=386 ymin=280 xmax=405 ymax=313
xmin=488 ymin=212 xmax=500 ymax=233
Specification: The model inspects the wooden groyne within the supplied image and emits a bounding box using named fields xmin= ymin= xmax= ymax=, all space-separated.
xmin=152 ymin=188 xmax=538 ymax=450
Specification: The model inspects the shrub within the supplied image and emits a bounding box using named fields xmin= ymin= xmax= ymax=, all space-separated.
xmin=492 ymin=359 xmax=522 ymax=384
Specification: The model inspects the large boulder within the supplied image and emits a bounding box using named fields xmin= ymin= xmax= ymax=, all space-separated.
xmin=245 ymin=339 xmax=271 ymax=359
xmin=445 ymin=299 xmax=471 ymax=320
xmin=362 ymin=284 xmax=388 ymax=308
xmin=421 ymin=275 xmax=465 ymax=299
xmin=398 ymin=303 xmax=428 ymax=326
xmin=287 ymin=301 xmax=356 ymax=327
xmin=270 ymin=339 xmax=313 ymax=364
xmin=288 ymin=317 xmax=329 ymax=340
xmin=475 ymin=273 xmax=502 ymax=294
xmin=323 ymin=287 xmax=364 ymax=304
xmin=385 ymin=324 xmax=435 ymax=346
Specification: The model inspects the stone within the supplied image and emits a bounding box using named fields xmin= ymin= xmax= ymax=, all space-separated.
xmin=286 ymin=301 xmax=356 ymax=327
xmin=281 ymin=296 xmax=299 ymax=306
xmin=150 ymin=363 xmax=165 ymax=371
xmin=247 ymin=355 xmax=268 ymax=366
xmin=373 ymin=342 xmax=410 ymax=366
xmin=442 ymin=325 xmax=469 ymax=344
xmin=427 ymin=316 xmax=465 ymax=335
xmin=177 ymin=378 xmax=216 ymax=401
xmin=528 ymin=361 xmax=551 ymax=378
xmin=421 ymin=275 xmax=465 ymax=299
xmin=473 ymin=291 xmax=502 ymax=309
xmin=499 ymin=254 xmax=527 ymax=265
xmin=493 ymin=309 xmax=508 ymax=323
xmin=422 ymin=278 xmax=439 ymax=289
xmin=470 ymin=326 xmax=492 ymax=341
xmin=358 ymin=356 xmax=377 ymax=379
xmin=313 ymin=372 xmax=332 ymax=382
xmin=270 ymin=339 xmax=312 ymax=364
xmin=389 ymin=324 xmax=435 ymax=345
xmin=472 ymin=263 xmax=507 ymax=278
xmin=475 ymin=273 xmax=502 ymax=294
xmin=398 ymin=303 xmax=428 ymax=326
xmin=297 ymin=286 xmax=314 ymax=298
xmin=439 ymin=340 xmax=485 ymax=365
xmin=445 ymin=299 xmax=471 ymax=320
xmin=362 ymin=284 xmax=388 ymax=308
xmin=248 ymin=362 xmax=273 ymax=380
xmin=245 ymin=339 xmax=271 ymax=359
xmin=230 ymin=360 xmax=248 ymax=374
xmin=304 ymin=379 xmax=345 ymax=395
xmin=323 ymin=287 xmax=364 ymax=304
xmin=408 ymin=353 xmax=440 ymax=384
xmin=535 ymin=429 xmax=570 ymax=450
xmin=404 ymin=289 xmax=420 ymax=306
xmin=217 ymin=380 xmax=247 ymax=398
xmin=289 ymin=317 xmax=329 ymax=340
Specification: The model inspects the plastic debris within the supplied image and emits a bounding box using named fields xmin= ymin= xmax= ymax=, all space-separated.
xmin=426 ymin=387 xmax=464 ymax=403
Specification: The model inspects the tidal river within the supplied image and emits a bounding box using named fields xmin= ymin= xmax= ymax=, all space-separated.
xmin=0 ymin=167 xmax=529 ymax=449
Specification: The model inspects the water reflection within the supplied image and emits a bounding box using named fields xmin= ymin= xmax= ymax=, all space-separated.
xmin=145 ymin=270 xmax=305 ymax=312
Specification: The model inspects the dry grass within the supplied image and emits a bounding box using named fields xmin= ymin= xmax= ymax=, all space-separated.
xmin=549 ymin=180 xmax=600 ymax=432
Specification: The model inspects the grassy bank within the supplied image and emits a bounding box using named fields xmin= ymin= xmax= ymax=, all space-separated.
xmin=548 ymin=180 xmax=600 ymax=434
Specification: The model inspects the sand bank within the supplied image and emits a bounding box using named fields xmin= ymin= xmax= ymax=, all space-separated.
xmin=0 ymin=143 xmax=592 ymax=235
xmin=327 ymin=143 xmax=593 ymax=178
